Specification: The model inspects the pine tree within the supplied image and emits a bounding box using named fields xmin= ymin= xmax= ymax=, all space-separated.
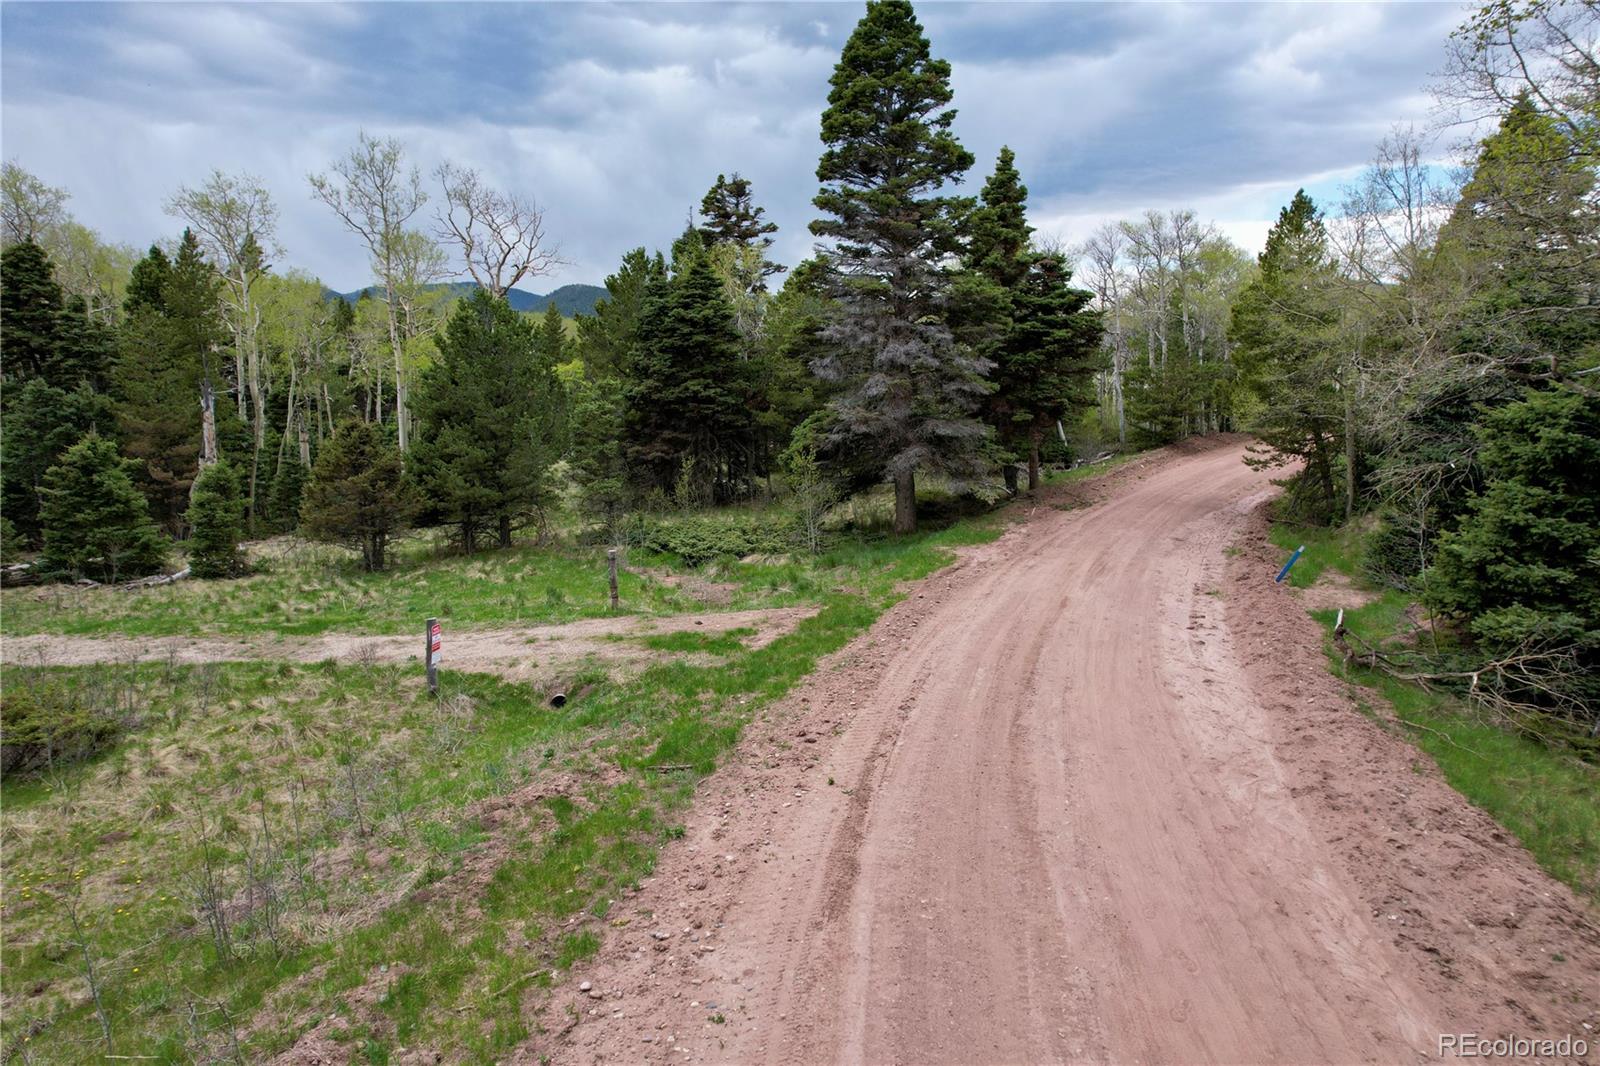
xmin=123 ymin=244 xmax=170 ymax=316
xmin=535 ymin=302 xmax=568 ymax=366
xmin=300 ymin=419 xmax=415 ymax=572
xmin=575 ymin=248 xmax=667 ymax=379
xmin=967 ymin=147 xmax=1032 ymax=290
xmin=187 ymin=459 xmax=245 ymax=578
xmin=0 ymin=379 xmax=115 ymax=543
xmin=0 ymin=240 xmax=65 ymax=387
xmin=994 ymin=253 xmax=1103 ymax=491
xmin=38 ymin=433 xmax=167 ymax=582
xmin=569 ymin=374 xmax=631 ymax=537
xmin=1231 ymin=190 xmax=1345 ymax=520
xmin=811 ymin=0 xmax=986 ymax=533
xmin=699 ymin=172 xmax=784 ymax=290
xmin=114 ymin=232 xmax=225 ymax=532
xmin=267 ymin=456 xmax=308 ymax=533
xmin=410 ymin=290 xmax=569 ymax=551
xmin=624 ymin=250 xmax=753 ymax=501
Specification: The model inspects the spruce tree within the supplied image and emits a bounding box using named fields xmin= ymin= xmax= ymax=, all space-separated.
xmin=1231 ymin=190 xmax=1344 ymax=519
xmin=267 ymin=457 xmax=308 ymax=533
xmin=123 ymin=244 xmax=171 ymax=316
xmin=699 ymin=172 xmax=784 ymax=290
xmin=811 ymin=0 xmax=986 ymax=533
xmin=995 ymin=253 xmax=1103 ymax=491
xmin=535 ymin=301 xmax=568 ymax=366
xmin=300 ymin=419 xmax=415 ymax=572
xmin=575 ymin=248 xmax=666 ymax=379
xmin=114 ymin=232 xmax=224 ymax=532
xmin=410 ymin=290 xmax=569 ymax=551
xmin=624 ymin=250 xmax=752 ymax=501
xmin=0 ymin=240 xmax=64 ymax=387
xmin=0 ymin=379 xmax=115 ymax=543
xmin=38 ymin=433 xmax=167 ymax=582
xmin=187 ymin=459 xmax=246 ymax=578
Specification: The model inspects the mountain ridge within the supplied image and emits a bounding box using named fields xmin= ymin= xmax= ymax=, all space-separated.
xmin=328 ymin=281 xmax=607 ymax=316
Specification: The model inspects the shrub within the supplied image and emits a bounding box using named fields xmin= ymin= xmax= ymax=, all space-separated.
xmin=631 ymin=512 xmax=801 ymax=566
xmin=0 ymin=680 xmax=125 ymax=775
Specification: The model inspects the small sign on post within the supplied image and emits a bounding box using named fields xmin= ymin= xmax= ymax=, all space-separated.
xmin=425 ymin=617 xmax=442 ymax=695
xmin=607 ymin=548 xmax=620 ymax=611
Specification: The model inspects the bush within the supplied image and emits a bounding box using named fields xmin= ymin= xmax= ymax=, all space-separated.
xmin=629 ymin=512 xmax=801 ymax=566
xmin=0 ymin=680 xmax=125 ymax=775
xmin=188 ymin=460 xmax=246 ymax=578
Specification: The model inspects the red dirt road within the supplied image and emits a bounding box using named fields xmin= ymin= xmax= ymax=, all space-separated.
xmin=531 ymin=439 xmax=1600 ymax=1065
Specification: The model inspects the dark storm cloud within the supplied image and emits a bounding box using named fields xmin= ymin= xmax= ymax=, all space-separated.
xmin=0 ymin=2 xmax=1468 ymax=290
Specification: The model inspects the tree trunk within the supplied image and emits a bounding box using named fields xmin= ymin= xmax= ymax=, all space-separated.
xmin=497 ymin=513 xmax=512 ymax=549
xmin=198 ymin=377 xmax=219 ymax=478
xmin=1344 ymin=373 xmax=1358 ymax=524
xmin=460 ymin=522 xmax=477 ymax=556
xmin=893 ymin=469 xmax=916 ymax=535
xmin=1027 ymin=430 xmax=1042 ymax=494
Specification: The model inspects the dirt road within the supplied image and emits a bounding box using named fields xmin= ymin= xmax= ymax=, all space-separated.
xmin=534 ymin=439 xmax=1600 ymax=1065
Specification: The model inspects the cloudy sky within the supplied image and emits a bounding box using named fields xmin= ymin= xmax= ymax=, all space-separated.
xmin=1 ymin=1 xmax=1467 ymax=292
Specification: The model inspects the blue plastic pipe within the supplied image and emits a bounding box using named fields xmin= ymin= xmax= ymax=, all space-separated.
xmin=1275 ymin=545 xmax=1306 ymax=583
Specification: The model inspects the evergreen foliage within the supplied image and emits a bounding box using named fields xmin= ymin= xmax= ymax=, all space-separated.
xmin=187 ymin=459 xmax=246 ymax=578
xmin=300 ymin=419 xmax=415 ymax=572
xmin=811 ymin=0 xmax=986 ymax=533
xmin=623 ymin=250 xmax=753 ymax=501
xmin=1231 ymin=191 xmax=1346 ymax=520
xmin=0 ymin=378 xmax=115 ymax=543
xmin=410 ymin=290 xmax=570 ymax=551
xmin=37 ymin=433 xmax=167 ymax=582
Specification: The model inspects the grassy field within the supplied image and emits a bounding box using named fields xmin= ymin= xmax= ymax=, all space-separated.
xmin=1269 ymin=520 xmax=1600 ymax=905
xmin=1 ymin=512 xmax=1007 ymax=1062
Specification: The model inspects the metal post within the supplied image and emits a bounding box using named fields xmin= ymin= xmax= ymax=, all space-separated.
xmin=607 ymin=548 xmax=619 ymax=610
xmin=425 ymin=617 xmax=441 ymax=696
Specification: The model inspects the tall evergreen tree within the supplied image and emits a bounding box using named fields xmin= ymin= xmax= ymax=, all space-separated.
xmin=575 ymin=247 xmax=667 ymax=379
xmin=114 ymin=231 xmax=227 ymax=533
xmin=410 ymin=290 xmax=570 ymax=551
xmin=624 ymin=250 xmax=753 ymax=501
xmin=699 ymin=172 xmax=785 ymax=290
xmin=810 ymin=0 xmax=986 ymax=533
xmin=967 ymin=147 xmax=1032 ymax=290
xmin=1231 ymin=190 xmax=1345 ymax=519
xmin=0 ymin=240 xmax=65 ymax=387
xmin=0 ymin=379 xmax=115 ymax=543
xmin=535 ymin=301 xmax=568 ymax=366
xmin=123 ymin=244 xmax=171 ymax=317
xmin=300 ymin=418 xmax=415 ymax=572
xmin=994 ymin=253 xmax=1104 ymax=491
xmin=38 ymin=433 xmax=167 ymax=582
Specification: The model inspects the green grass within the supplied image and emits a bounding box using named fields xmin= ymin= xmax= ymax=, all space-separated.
xmin=1042 ymin=450 xmax=1143 ymax=485
xmin=1279 ymin=521 xmax=1600 ymax=906
xmin=0 ymin=536 xmax=711 ymax=639
xmin=1 ymin=510 xmax=1006 ymax=1062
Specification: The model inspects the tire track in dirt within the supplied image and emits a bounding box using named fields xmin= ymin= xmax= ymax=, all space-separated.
xmin=522 ymin=438 xmax=1599 ymax=1065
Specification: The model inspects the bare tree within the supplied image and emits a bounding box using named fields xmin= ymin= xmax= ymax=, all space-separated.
xmin=168 ymin=171 xmax=280 ymax=521
xmin=310 ymin=133 xmax=427 ymax=452
xmin=435 ymin=163 xmax=562 ymax=298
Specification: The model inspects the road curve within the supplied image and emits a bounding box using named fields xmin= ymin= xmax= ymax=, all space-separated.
xmin=536 ymin=440 xmax=1599 ymax=1066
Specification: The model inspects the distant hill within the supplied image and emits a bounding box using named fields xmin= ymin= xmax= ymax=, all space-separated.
xmin=330 ymin=282 xmax=607 ymax=317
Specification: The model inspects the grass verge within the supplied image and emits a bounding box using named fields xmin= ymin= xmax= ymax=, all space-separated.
xmin=1273 ymin=519 xmax=1600 ymax=905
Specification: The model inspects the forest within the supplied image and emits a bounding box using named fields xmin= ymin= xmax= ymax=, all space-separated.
xmin=4 ymin=0 xmax=1596 ymax=753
